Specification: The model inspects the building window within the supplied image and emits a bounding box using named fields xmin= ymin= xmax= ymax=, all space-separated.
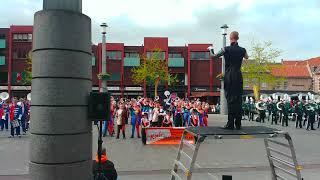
xmin=146 ymin=51 xmax=165 ymax=59
xmin=283 ymin=81 xmax=288 ymax=90
xmin=125 ymin=52 xmax=139 ymax=58
xmin=106 ymin=51 xmax=122 ymax=60
xmin=13 ymin=33 xmax=32 ymax=42
xmin=171 ymin=73 xmax=185 ymax=86
xmin=275 ymin=82 xmax=281 ymax=89
xmin=0 ymin=34 xmax=5 ymax=39
xmin=169 ymin=53 xmax=182 ymax=58
xmin=28 ymin=34 xmax=32 ymax=41
xmin=0 ymin=72 xmax=7 ymax=84
xmin=244 ymin=79 xmax=249 ymax=88
xmin=261 ymin=82 xmax=267 ymax=88
xmin=190 ymin=51 xmax=210 ymax=60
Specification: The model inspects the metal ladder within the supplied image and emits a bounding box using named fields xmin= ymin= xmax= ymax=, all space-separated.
xmin=264 ymin=133 xmax=303 ymax=180
xmin=170 ymin=130 xmax=206 ymax=180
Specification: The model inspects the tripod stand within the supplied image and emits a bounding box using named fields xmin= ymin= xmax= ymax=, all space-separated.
xmin=94 ymin=119 xmax=108 ymax=180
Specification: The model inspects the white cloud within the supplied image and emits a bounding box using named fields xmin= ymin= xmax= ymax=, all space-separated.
xmin=0 ymin=0 xmax=319 ymax=59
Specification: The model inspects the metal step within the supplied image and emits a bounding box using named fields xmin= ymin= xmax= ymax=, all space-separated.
xmin=276 ymin=174 xmax=288 ymax=180
xmin=267 ymin=147 xmax=292 ymax=159
xmin=270 ymin=156 xmax=295 ymax=169
xmin=171 ymin=170 xmax=183 ymax=180
xmin=267 ymin=139 xmax=290 ymax=148
xmin=174 ymin=160 xmax=189 ymax=173
xmin=274 ymin=164 xmax=297 ymax=177
xmin=180 ymin=150 xmax=192 ymax=161
xmin=182 ymin=139 xmax=195 ymax=151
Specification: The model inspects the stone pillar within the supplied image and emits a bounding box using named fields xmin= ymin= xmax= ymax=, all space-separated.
xmin=29 ymin=1 xmax=92 ymax=180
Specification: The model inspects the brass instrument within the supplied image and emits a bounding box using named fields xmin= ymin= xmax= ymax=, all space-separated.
xmin=27 ymin=93 xmax=31 ymax=101
xmin=305 ymin=102 xmax=317 ymax=112
xmin=154 ymin=96 xmax=160 ymax=102
xmin=277 ymin=101 xmax=284 ymax=111
xmin=0 ymin=92 xmax=9 ymax=101
xmin=255 ymin=101 xmax=267 ymax=111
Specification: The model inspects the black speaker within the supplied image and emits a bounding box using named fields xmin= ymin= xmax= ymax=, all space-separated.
xmin=88 ymin=92 xmax=110 ymax=120
xmin=222 ymin=175 xmax=232 ymax=180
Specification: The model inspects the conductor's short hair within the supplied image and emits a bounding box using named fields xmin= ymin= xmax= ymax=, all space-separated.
xmin=230 ymin=31 xmax=239 ymax=40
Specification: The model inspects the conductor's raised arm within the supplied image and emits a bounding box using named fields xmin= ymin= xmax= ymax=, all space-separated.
xmin=208 ymin=46 xmax=225 ymax=58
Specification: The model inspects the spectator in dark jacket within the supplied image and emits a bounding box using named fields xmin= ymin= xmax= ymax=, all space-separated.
xmin=92 ymin=148 xmax=117 ymax=180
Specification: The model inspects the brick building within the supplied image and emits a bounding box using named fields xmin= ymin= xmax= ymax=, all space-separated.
xmin=95 ymin=37 xmax=222 ymax=102
xmin=1 ymin=25 xmax=317 ymax=103
xmin=0 ymin=26 xmax=222 ymax=103
xmin=282 ymin=57 xmax=320 ymax=94
xmin=243 ymin=64 xmax=313 ymax=94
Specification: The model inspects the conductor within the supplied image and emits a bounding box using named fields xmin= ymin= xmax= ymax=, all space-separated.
xmin=208 ymin=31 xmax=248 ymax=130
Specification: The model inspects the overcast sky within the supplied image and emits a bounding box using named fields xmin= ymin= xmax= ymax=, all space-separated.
xmin=0 ymin=0 xmax=319 ymax=60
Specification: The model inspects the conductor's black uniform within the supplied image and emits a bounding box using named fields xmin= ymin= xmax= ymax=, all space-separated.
xmin=212 ymin=42 xmax=247 ymax=129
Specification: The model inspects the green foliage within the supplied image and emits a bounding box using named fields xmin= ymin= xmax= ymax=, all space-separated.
xmin=97 ymin=73 xmax=110 ymax=80
xmin=241 ymin=41 xmax=285 ymax=90
xmin=131 ymin=48 xmax=177 ymax=96
xmin=22 ymin=52 xmax=32 ymax=85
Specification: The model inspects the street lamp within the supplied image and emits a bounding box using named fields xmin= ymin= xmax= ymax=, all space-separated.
xmin=220 ymin=24 xmax=229 ymax=115
xmin=100 ymin=23 xmax=108 ymax=93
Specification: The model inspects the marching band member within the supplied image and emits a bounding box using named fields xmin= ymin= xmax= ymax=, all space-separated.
xmin=197 ymin=104 xmax=205 ymax=127
xmin=151 ymin=103 xmax=160 ymax=127
xmin=0 ymin=102 xmax=9 ymax=131
xmin=173 ymin=103 xmax=183 ymax=127
xmin=271 ymin=99 xmax=278 ymax=125
xmin=130 ymin=104 xmax=141 ymax=138
xmin=306 ymin=104 xmax=316 ymax=131
xmin=248 ymin=97 xmax=255 ymax=121
xmin=203 ymin=103 xmax=209 ymax=126
xmin=183 ymin=102 xmax=191 ymax=127
xmin=190 ymin=110 xmax=199 ymax=127
xmin=9 ymin=101 xmax=22 ymax=138
xmin=295 ymin=100 xmax=304 ymax=128
xmin=282 ymin=99 xmax=290 ymax=127
xmin=141 ymin=113 xmax=150 ymax=128
xmin=115 ymin=103 xmax=126 ymax=139
xmin=256 ymin=99 xmax=266 ymax=123
xmin=162 ymin=110 xmax=173 ymax=127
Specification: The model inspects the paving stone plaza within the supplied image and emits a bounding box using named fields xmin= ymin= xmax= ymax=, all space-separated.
xmin=1 ymin=114 xmax=320 ymax=180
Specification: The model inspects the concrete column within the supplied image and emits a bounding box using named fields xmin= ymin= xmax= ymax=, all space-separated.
xmin=29 ymin=1 xmax=92 ymax=180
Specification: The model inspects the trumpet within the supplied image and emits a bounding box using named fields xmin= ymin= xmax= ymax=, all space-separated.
xmin=154 ymin=96 xmax=160 ymax=102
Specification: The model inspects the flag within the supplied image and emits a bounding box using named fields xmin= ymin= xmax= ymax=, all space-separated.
xmin=16 ymin=72 xmax=22 ymax=82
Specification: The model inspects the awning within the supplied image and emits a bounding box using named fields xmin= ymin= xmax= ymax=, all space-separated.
xmin=190 ymin=92 xmax=220 ymax=97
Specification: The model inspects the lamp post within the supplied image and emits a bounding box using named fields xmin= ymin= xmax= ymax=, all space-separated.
xmin=100 ymin=23 xmax=108 ymax=93
xmin=220 ymin=24 xmax=228 ymax=115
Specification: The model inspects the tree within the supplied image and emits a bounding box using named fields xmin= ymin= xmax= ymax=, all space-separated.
xmin=241 ymin=41 xmax=285 ymax=101
xmin=132 ymin=48 xmax=177 ymax=97
xmin=22 ymin=51 xmax=32 ymax=85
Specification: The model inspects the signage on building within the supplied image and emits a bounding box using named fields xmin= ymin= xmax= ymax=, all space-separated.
xmin=192 ymin=87 xmax=208 ymax=92
xmin=0 ymin=86 xmax=31 ymax=90
xmin=125 ymin=87 xmax=142 ymax=91
xmin=107 ymin=86 xmax=120 ymax=91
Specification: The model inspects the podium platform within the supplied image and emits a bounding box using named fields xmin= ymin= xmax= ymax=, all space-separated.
xmin=170 ymin=126 xmax=303 ymax=180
